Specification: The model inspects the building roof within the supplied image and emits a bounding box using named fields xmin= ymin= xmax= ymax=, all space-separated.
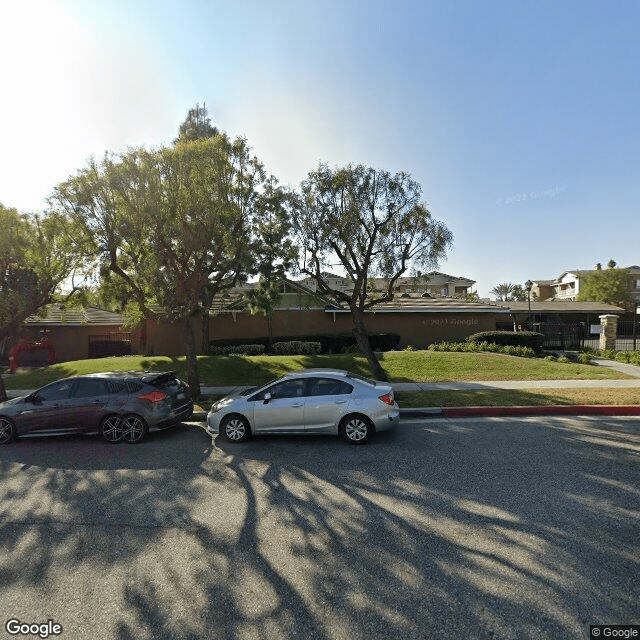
xmin=505 ymin=301 xmax=624 ymax=314
xmin=24 ymin=305 xmax=125 ymax=326
xmin=327 ymin=296 xmax=509 ymax=314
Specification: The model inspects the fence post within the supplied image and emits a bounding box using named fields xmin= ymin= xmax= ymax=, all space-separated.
xmin=598 ymin=314 xmax=618 ymax=351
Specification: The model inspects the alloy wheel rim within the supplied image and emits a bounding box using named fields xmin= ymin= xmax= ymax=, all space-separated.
xmin=122 ymin=416 xmax=145 ymax=443
xmin=0 ymin=419 xmax=12 ymax=442
xmin=345 ymin=419 xmax=368 ymax=441
xmin=226 ymin=419 xmax=245 ymax=440
xmin=102 ymin=416 xmax=123 ymax=442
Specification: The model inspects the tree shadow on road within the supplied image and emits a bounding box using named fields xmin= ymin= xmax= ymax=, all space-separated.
xmin=2 ymin=417 xmax=639 ymax=639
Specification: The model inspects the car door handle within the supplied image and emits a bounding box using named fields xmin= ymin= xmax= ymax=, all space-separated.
xmin=292 ymin=403 xmax=304 ymax=407
xmin=335 ymin=400 xmax=347 ymax=404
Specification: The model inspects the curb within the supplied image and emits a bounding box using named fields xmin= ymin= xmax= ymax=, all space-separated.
xmin=440 ymin=405 xmax=640 ymax=417
xmin=190 ymin=406 xmax=640 ymax=421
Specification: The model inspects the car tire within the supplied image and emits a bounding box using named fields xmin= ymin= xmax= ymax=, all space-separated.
xmin=121 ymin=414 xmax=147 ymax=444
xmin=0 ymin=417 xmax=16 ymax=444
xmin=340 ymin=414 xmax=372 ymax=445
xmin=100 ymin=415 xmax=123 ymax=443
xmin=220 ymin=414 xmax=251 ymax=443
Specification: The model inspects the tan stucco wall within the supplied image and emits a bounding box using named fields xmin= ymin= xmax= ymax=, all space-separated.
xmin=144 ymin=310 xmax=499 ymax=354
xmin=16 ymin=325 xmax=132 ymax=364
xmin=17 ymin=311 xmax=500 ymax=362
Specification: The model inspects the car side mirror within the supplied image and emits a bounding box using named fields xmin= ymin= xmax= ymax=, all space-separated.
xmin=263 ymin=392 xmax=272 ymax=404
xmin=27 ymin=394 xmax=41 ymax=404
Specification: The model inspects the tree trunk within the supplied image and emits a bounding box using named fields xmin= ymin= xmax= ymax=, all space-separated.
xmin=351 ymin=308 xmax=387 ymax=381
xmin=267 ymin=313 xmax=274 ymax=353
xmin=183 ymin=315 xmax=201 ymax=400
xmin=201 ymin=308 xmax=210 ymax=354
xmin=0 ymin=374 xmax=7 ymax=402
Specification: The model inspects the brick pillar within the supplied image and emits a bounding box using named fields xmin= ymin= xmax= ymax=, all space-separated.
xmin=599 ymin=314 xmax=618 ymax=351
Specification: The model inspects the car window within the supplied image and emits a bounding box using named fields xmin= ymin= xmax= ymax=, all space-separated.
xmin=272 ymin=379 xmax=307 ymax=399
xmin=36 ymin=380 xmax=75 ymax=401
xmin=308 ymin=378 xmax=353 ymax=396
xmin=107 ymin=381 xmax=127 ymax=394
xmin=252 ymin=378 xmax=307 ymax=400
xmin=73 ymin=378 xmax=108 ymax=398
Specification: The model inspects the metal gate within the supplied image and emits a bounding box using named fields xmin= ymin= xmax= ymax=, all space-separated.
xmin=615 ymin=320 xmax=639 ymax=351
xmin=535 ymin=322 xmax=586 ymax=350
xmin=88 ymin=332 xmax=132 ymax=358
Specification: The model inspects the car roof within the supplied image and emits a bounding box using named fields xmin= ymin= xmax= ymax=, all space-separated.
xmin=281 ymin=369 xmax=349 ymax=378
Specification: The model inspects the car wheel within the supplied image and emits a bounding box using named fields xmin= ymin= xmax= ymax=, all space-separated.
xmin=100 ymin=415 xmax=123 ymax=443
xmin=340 ymin=414 xmax=372 ymax=445
xmin=221 ymin=414 xmax=251 ymax=443
xmin=121 ymin=414 xmax=147 ymax=444
xmin=0 ymin=417 xmax=16 ymax=444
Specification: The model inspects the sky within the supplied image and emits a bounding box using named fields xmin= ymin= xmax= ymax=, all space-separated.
xmin=1 ymin=0 xmax=639 ymax=298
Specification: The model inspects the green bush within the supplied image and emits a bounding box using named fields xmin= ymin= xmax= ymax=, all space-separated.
xmin=272 ymin=341 xmax=322 ymax=356
xmin=341 ymin=344 xmax=361 ymax=354
xmin=613 ymin=351 xmax=640 ymax=365
xmin=579 ymin=353 xmax=592 ymax=365
xmin=466 ymin=330 xmax=544 ymax=352
xmin=587 ymin=349 xmax=640 ymax=365
xmin=210 ymin=344 xmax=266 ymax=356
xmin=428 ymin=340 xmax=535 ymax=358
xmin=210 ymin=332 xmax=400 ymax=354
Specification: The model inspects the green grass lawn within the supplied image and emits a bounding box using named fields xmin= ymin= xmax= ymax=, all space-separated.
xmin=2 ymin=350 xmax=632 ymax=390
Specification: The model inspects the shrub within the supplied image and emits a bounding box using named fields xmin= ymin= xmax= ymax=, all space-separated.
xmin=557 ymin=356 xmax=571 ymax=364
xmin=341 ymin=344 xmax=361 ymax=354
xmin=579 ymin=353 xmax=592 ymax=365
xmin=427 ymin=340 xmax=535 ymax=358
xmin=209 ymin=332 xmax=400 ymax=354
xmin=272 ymin=341 xmax=322 ymax=356
xmin=466 ymin=330 xmax=544 ymax=352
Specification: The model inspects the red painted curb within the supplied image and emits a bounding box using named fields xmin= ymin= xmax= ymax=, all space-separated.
xmin=442 ymin=405 xmax=640 ymax=417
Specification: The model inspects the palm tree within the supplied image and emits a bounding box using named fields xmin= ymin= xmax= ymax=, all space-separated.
xmin=490 ymin=282 xmax=515 ymax=301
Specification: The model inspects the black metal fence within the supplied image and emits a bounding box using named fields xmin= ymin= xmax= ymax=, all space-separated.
xmin=536 ymin=320 xmax=639 ymax=351
xmin=88 ymin=332 xmax=132 ymax=358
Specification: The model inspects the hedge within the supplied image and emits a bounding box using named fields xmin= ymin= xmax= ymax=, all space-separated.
xmin=271 ymin=341 xmax=322 ymax=355
xmin=209 ymin=332 xmax=400 ymax=354
xmin=466 ymin=330 xmax=544 ymax=352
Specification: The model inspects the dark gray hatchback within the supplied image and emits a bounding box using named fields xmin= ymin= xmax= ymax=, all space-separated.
xmin=0 ymin=371 xmax=193 ymax=444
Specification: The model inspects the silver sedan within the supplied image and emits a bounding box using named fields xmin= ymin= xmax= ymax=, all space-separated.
xmin=206 ymin=369 xmax=399 ymax=444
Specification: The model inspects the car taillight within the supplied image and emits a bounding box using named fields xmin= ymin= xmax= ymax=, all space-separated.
xmin=378 ymin=393 xmax=394 ymax=405
xmin=138 ymin=391 xmax=168 ymax=403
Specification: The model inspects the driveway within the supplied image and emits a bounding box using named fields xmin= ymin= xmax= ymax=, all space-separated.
xmin=0 ymin=416 xmax=638 ymax=639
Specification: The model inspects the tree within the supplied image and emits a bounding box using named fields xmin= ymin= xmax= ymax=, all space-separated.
xmin=292 ymin=164 xmax=452 ymax=380
xmin=174 ymin=102 xmax=218 ymax=144
xmin=510 ymin=284 xmax=529 ymax=302
xmin=577 ymin=261 xmax=630 ymax=307
xmin=0 ymin=204 xmax=83 ymax=400
xmin=490 ymin=282 xmax=515 ymax=301
xmin=52 ymin=135 xmax=265 ymax=398
xmin=244 ymin=178 xmax=298 ymax=351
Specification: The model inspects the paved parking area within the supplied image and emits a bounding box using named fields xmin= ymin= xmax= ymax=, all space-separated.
xmin=0 ymin=416 xmax=638 ymax=640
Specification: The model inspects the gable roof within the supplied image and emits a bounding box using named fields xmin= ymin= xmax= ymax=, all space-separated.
xmin=24 ymin=305 xmax=125 ymax=326
xmin=327 ymin=296 xmax=509 ymax=314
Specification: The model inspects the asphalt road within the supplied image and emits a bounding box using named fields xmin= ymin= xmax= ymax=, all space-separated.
xmin=0 ymin=416 xmax=638 ymax=640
